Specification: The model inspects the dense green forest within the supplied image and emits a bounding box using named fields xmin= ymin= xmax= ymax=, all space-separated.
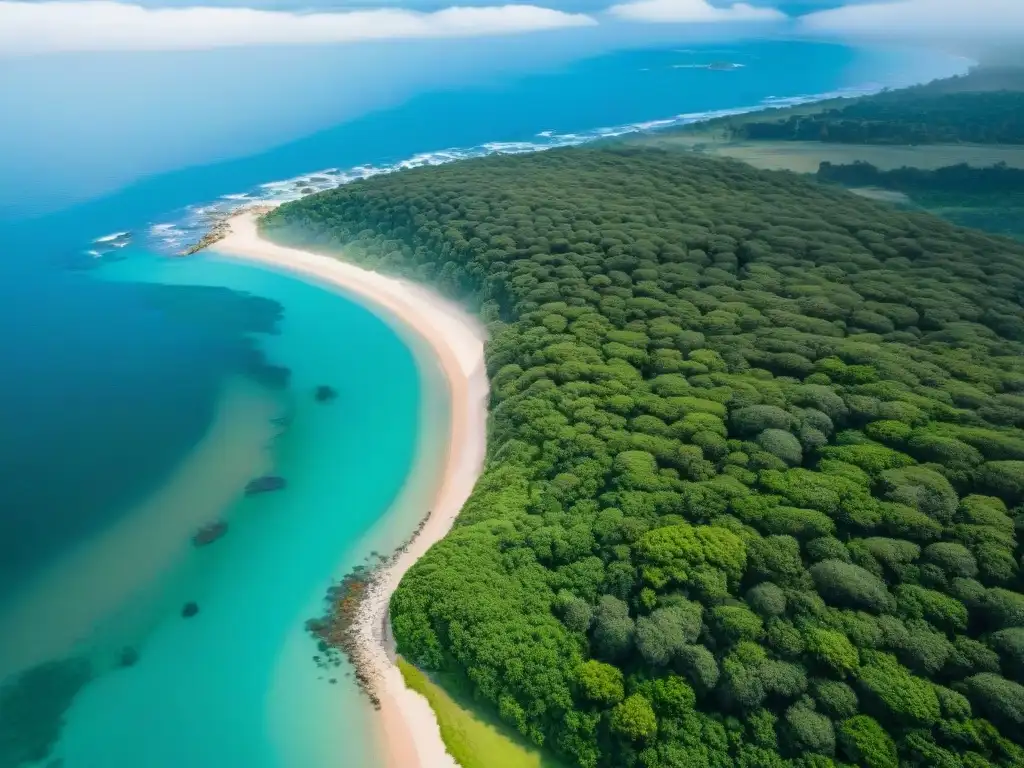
xmin=670 ymin=67 xmax=1024 ymax=146
xmin=264 ymin=148 xmax=1024 ymax=768
xmin=816 ymin=161 xmax=1024 ymax=193
xmin=727 ymin=91 xmax=1024 ymax=145
xmin=815 ymin=162 xmax=1024 ymax=241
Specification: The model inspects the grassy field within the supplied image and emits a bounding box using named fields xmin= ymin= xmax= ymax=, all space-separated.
xmin=396 ymin=658 xmax=569 ymax=768
xmin=620 ymin=129 xmax=1024 ymax=240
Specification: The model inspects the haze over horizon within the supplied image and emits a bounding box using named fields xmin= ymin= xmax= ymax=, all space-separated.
xmin=0 ymin=0 xmax=1014 ymax=217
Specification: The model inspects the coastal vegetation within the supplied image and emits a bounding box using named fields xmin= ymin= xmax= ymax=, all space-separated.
xmin=815 ymin=161 xmax=1024 ymax=240
xmin=632 ymin=67 xmax=1024 ymax=242
xmin=816 ymin=160 xmax=1024 ymax=192
xmin=724 ymin=90 xmax=1024 ymax=145
xmin=264 ymin=145 xmax=1024 ymax=768
xmin=672 ymin=66 xmax=1024 ymax=147
xmin=397 ymin=659 xmax=568 ymax=768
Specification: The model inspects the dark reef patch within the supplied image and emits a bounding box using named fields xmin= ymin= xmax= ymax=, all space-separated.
xmin=245 ymin=476 xmax=287 ymax=495
xmin=0 ymin=658 xmax=92 ymax=768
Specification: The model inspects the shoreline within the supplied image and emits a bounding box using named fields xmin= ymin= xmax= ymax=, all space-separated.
xmin=211 ymin=210 xmax=488 ymax=768
xmin=159 ymin=62 xmax=975 ymax=259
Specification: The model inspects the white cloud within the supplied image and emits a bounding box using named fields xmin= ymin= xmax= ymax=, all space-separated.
xmin=607 ymin=0 xmax=786 ymax=24
xmin=0 ymin=1 xmax=596 ymax=55
xmin=799 ymin=0 xmax=1024 ymax=45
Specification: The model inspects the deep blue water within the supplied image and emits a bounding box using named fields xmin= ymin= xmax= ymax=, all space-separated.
xmin=0 ymin=39 xmax=967 ymax=766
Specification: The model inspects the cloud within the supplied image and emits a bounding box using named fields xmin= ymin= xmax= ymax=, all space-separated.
xmin=0 ymin=0 xmax=596 ymax=55
xmin=798 ymin=0 xmax=1024 ymax=46
xmin=607 ymin=0 xmax=786 ymax=23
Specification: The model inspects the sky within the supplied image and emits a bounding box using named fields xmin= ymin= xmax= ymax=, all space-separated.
xmin=0 ymin=0 xmax=1017 ymax=218
xmin=1 ymin=0 xmax=1021 ymax=54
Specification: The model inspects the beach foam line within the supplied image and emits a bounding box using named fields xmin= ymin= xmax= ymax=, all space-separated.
xmin=145 ymin=82 xmax=885 ymax=255
xmin=212 ymin=211 xmax=487 ymax=768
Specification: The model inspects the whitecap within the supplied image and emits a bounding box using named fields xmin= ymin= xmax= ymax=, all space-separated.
xmin=93 ymin=231 xmax=130 ymax=243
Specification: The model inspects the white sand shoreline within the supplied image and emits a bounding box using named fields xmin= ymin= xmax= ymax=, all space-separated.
xmin=211 ymin=211 xmax=488 ymax=768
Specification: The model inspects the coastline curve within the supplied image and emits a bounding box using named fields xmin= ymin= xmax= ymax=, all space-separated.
xmin=211 ymin=210 xmax=489 ymax=768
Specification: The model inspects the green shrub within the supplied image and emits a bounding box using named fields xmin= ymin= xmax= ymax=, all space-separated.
xmin=988 ymin=627 xmax=1024 ymax=679
xmin=576 ymin=660 xmax=625 ymax=707
xmin=857 ymin=651 xmax=941 ymax=726
xmin=803 ymin=626 xmax=860 ymax=676
xmin=895 ymin=584 xmax=968 ymax=632
xmin=924 ymin=542 xmax=979 ymax=578
xmin=963 ymin=673 xmax=1024 ymax=734
xmin=879 ymin=465 xmax=959 ymax=523
xmin=811 ymin=679 xmax=858 ymax=719
xmin=978 ymin=461 xmax=1024 ymax=504
xmin=747 ymin=582 xmax=787 ymax=618
xmin=810 ymin=560 xmax=896 ymax=613
xmin=731 ymin=405 xmax=793 ymax=437
xmin=837 ymin=715 xmax=899 ymax=768
xmin=610 ymin=694 xmax=658 ymax=741
xmin=784 ymin=704 xmax=835 ymax=755
xmin=757 ymin=429 xmax=804 ymax=466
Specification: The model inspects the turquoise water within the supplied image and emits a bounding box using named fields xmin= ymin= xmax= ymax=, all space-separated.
xmin=0 ymin=40 xmax=968 ymax=768
xmin=36 ymin=250 xmax=446 ymax=767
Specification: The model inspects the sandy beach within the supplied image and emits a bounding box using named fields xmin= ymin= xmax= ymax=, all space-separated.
xmin=213 ymin=211 xmax=489 ymax=768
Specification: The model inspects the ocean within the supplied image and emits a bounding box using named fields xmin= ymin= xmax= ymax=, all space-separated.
xmin=0 ymin=40 xmax=967 ymax=767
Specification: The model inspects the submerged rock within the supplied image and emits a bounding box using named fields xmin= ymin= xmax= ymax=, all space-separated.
xmin=118 ymin=647 xmax=139 ymax=668
xmin=245 ymin=476 xmax=286 ymax=495
xmin=192 ymin=521 xmax=228 ymax=547
xmin=314 ymin=385 xmax=338 ymax=403
xmin=181 ymin=602 xmax=199 ymax=619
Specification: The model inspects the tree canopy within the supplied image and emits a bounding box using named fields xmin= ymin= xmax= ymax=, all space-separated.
xmin=264 ymin=145 xmax=1024 ymax=768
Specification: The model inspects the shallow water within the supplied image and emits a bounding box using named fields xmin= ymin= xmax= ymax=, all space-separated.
xmin=0 ymin=377 xmax=281 ymax=684
xmin=49 ymin=251 xmax=446 ymax=768
xmin=0 ymin=248 xmax=447 ymax=768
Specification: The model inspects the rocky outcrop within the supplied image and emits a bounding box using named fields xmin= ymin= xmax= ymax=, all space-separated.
xmin=177 ymin=205 xmax=275 ymax=256
xmin=305 ymin=511 xmax=433 ymax=709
